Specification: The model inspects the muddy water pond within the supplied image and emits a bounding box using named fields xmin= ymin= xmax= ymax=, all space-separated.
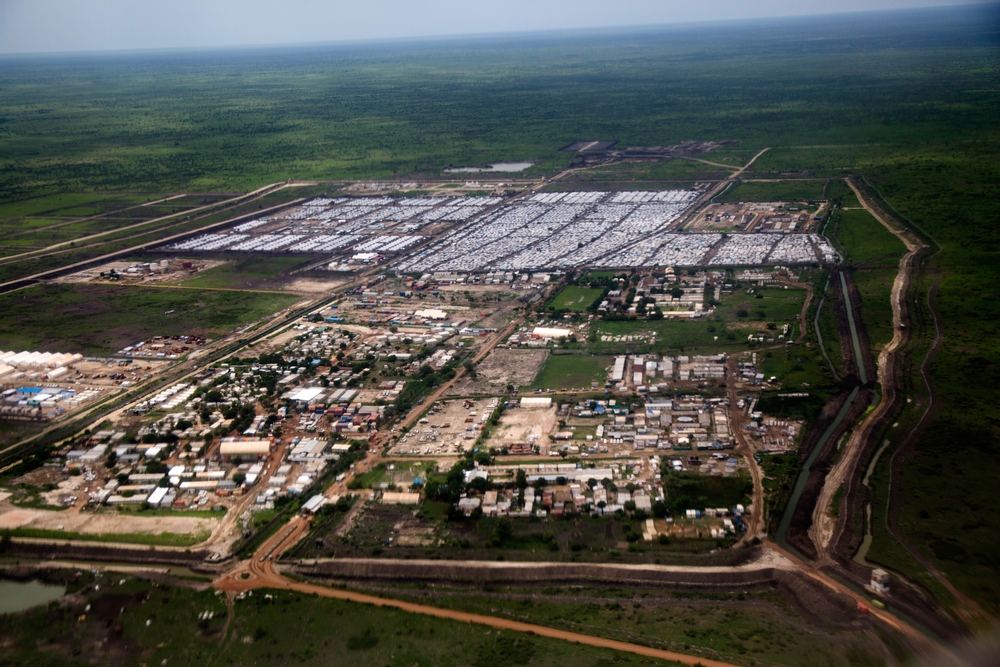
xmin=0 ymin=579 xmax=65 ymax=614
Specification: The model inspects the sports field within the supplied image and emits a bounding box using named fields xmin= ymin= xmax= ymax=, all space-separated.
xmin=531 ymin=354 xmax=612 ymax=389
xmin=546 ymin=285 xmax=604 ymax=312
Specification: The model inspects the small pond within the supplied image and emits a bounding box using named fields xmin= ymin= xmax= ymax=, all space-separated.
xmin=0 ymin=579 xmax=65 ymax=614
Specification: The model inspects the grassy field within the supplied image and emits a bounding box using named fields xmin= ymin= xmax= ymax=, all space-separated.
xmin=851 ymin=268 xmax=898 ymax=355
xmin=546 ymin=285 xmax=604 ymax=312
xmin=717 ymin=179 xmax=828 ymax=203
xmin=0 ymin=573 xmax=684 ymax=667
xmin=3 ymin=526 xmax=207 ymax=547
xmin=814 ymin=279 xmax=847 ymax=379
xmin=531 ymin=354 xmax=612 ymax=389
xmin=713 ymin=285 xmax=807 ymax=324
xmin=562 ymin=158 xmax=736 ymax=182
xmin=0 ymin=193 xmax=162 ymax=219
xmin=181 ymin=255 xmax=316 ymax=290
xmin=0 ymin=185 xmax=322 ymax=287
xmin=833 ymin=209 xmax=906 ymax=264
xmin=758 ymin=346 xmax=836 ymax=389
xmin=379 ymin=582 xmax=896 ymax=667
xmin=0 ymin=6 xmax=996 ymax=203
xmin=594 ymin=319 xmax=742 ymax=355
xmin=0 ymin=283 xmax=300 ymax=354
xmin=588 ymin=286 xmax=807 ymax=354
xmin=855 ymin=152 xmax=1000 ymax=614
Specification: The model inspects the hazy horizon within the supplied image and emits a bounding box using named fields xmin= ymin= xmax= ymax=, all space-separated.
xmin=0 ymin=0 xmax=995 ymax=56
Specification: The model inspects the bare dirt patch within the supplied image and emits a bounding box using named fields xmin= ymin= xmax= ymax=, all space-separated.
xmin=448 ymin=348 xmax=549 ymax=396
xmin=390 ymin=398 xmax=497 ymax=456
xmin=283 ymin=278 xmax=346 ymax=294
xmin=486 ymin=405 xmax=558 ymax=452
xmin=0 ymin=503 xmax=218 ymax=538
xmin=0 ymin=508 xmax=38 ymax=529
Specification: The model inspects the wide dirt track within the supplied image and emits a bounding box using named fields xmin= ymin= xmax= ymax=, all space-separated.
xmin=215 ymin=517 xmax=743 ymax=667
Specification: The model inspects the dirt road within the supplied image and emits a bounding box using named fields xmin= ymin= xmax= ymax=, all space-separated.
xmin=764 ymin=542 xmax=940 ymax=656
xmin=726 ymin=361 xmax=765 ymax=544
xmin=394 ymin=319 xmax=520 ymax=433
xmin=727 ymin=277 xmax=812 ymax=546
xmin=214 ymin=519 xmax=745 ymax=667
xmin=808 ymin=179 xmax=925 ymax=558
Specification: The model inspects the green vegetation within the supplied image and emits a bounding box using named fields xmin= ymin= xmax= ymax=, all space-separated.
xmin=660 ymin=471 xmax=753 ymax=513
xmin=546 ymin=285 xmax=604 ymax=312
xmin=851 ymin=268 xmax=897 ymax=354
xmin=712 ymin=285 xmax=807 ymax=323
xmin=815 ymin=280 xmax=847 ymax=378
xmin=0 ymin=283 xmax=299 ymax=354
xmin=0 ymin=8 xmax=995 ymax=202
xmin=379 ymin=583 xmax=891 ymax=667
xmin=0 ymin=573 xmax=680 ymax=667
xmin=856 ymin=155 xmax=1000 ymax=613
xmin=531 ymin=354 xmax=611 ymax=389
xmin=0 ymin=193 xmax=160 ymax=219
xmin=833 ymin=209 xmax=906 ymax=264
xmin=563 ymin=158 xmax=736 ymax=182
xmin=182 ymin=255 xmax=316 ymax=290
xmin=594 ymin=319 xmax=728 ymax=354
xmin=717 ymin=179 xmax=827 ymax=203
xmin=758 ymin=347 xmax=835 ymax=390
xmin=2 ymin=526 xmax=207 ymax=547
xmin=757 ymin=391 xmax=830 ymax=424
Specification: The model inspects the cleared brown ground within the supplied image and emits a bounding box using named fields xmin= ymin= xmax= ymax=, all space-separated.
xmin=448 ymin=347 xmax=549 ymax=395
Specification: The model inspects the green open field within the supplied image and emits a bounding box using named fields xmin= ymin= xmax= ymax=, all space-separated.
xmin=833 ymin=209 xmax=906 ymax=264
xmin=181 ymin=255 xmax=317 ymax=290
xmin=0 ymin=193 xmax=162 ymax=219
xmin=0 ymin=572 xmax=681 ymax=667
xmin=562 ymin=157 xmax=736 ymax=182
xmin=531 ymin=354 xmax=612 ymax=389
xmin=0 ymin=7 xmax=994 ymax=202
xmin=713 ymin=285 xmax=807 ymax=323
xmin=546 ymin=285 xmax=604 ymax=312
xmin=850 ymin=268 xmax=898 ymax=354
xmin=758 ymin=346 xmax=836 ymax=390
xmin=379 ymin=582 xmax=897 ymax=667
xmin=3 ymin=526 xmax=207 ymax=547
xmin=0 ymin=283 xmax=300 ymax=354
xmin=590 ymin=320 xmax=760 ymax=354
xmin=717 ymin=180 xmax=827 ymax=203
xmin=590 ymin=286 xmax=806 ymax=355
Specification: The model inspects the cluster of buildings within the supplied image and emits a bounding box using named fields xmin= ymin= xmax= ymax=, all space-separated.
xmin=608 ymin=353 xmax=728 ymax=389
xmin=118 ymin=335 xmax=207 ymax=359
xmin=0 ymin=350 xmax=84 ymax=381
xmin=556 ymin=395 xmax=737 ymax=454
xmin=451 ymin=456 xmax=747 ymax=538
xmin=1 ymin=385 xmax=104 ymax=421
xmin=506 ymin=323 xmax=584 ymax=347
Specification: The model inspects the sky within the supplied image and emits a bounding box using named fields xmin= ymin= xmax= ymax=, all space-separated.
xmin=0 ymin=0 xmax=992 ymax=55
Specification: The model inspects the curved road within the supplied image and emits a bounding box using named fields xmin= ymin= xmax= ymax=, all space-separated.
xmin=215 ymin=515 xmax=744 ymax=667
